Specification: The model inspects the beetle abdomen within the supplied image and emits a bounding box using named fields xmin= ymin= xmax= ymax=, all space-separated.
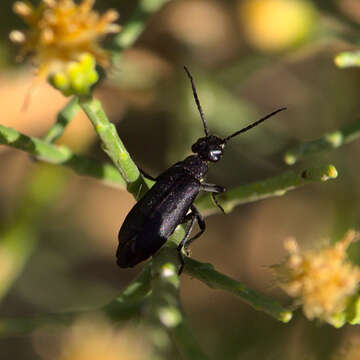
xmin=116 ymin=231 xmax=166 ymax=267
xmin=117 ymin=167 xmax=201 ymax=268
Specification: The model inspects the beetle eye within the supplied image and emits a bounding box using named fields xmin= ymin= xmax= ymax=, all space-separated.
xmin=210 ymin=150 xmax=222 ymax=161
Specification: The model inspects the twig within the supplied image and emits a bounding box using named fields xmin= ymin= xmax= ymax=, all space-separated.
xmin=79 ymin=96 xmax=151 ymax=197
xmin=0 ymin=122 xmax=338 ymax=219
xmin=42 ymin=97 xmax=80 ymax=143
xmin=195 ymin=164 xmax=338 ymax=216
xmin=0 ymin=124 xmax=126 ymax=188
xmin=148 ymin=246 xmax=210 ymax=360
xmin=284 ymin=119 xmax=360 ymax=165
xmin=184 ymin=258 xmax=292 ymax=323
xmin=79 ymin=96 xmax=139 ymax=183
xmin=103 ymin=264 xmax=152 ymax=321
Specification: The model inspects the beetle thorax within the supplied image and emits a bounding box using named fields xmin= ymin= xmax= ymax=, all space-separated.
xmin=181 ymin=155 xmax=208 ymax=181
xmin=191 ymin=135 xmax=225 ymax=162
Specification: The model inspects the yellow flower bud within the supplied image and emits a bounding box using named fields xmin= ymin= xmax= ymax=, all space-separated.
xmin=10 ymin=0 xmax=121 ymax=93
xmin=49 ymin=53 xmax=99 ymax=96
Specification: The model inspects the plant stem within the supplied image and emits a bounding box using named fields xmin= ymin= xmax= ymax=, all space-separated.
xmin=195 ymin=164 xmax=338 ymax=216
xmin=42 ymin=97 xmax=80 ymax=143
xmin=0 ymin=124 xmax=126 ymax=188
xmin=148 ymin=246 xmax=210 ymax=360
xmin=79 ymin=96 xmax=138 ymax=182
xmin=103 ymin=264 xmax=152 ymax=321
xmin=0 ymin=121 xmax=338 ymax=216
xmin=184 ymin=258 xmax=292 ymax=323
xmin=284 ymin=119 xmax=360 ymax=165
xmin=79 ymin=96 xmax=150 ymax=197
xmin=111 ymin=0 xmax=171 ymax=53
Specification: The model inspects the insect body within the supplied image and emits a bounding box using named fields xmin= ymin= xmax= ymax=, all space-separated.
xmin=117 ymin=67 xmax=285 ymax=273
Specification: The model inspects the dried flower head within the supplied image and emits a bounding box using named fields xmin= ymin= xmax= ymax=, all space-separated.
xmin=10 ymin=0 xmax=120 ymax=94
xmin=273 ymin=230 xmax=360 ymax=326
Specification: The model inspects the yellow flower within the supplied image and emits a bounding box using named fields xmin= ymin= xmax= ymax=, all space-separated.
xmin=10 ymin=0 xmax=120 ymax=93
xmin=273 ymin=230 xmax=360 ymax=326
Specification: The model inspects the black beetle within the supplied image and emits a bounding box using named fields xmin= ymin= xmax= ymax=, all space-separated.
xmin=117 ymin=67 xmax=286 ymax=273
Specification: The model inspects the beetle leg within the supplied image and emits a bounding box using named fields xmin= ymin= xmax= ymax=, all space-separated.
xmin=184 ymin=205 xmax=206 ymax=250
xmin=181 ymin=212 xmax=193 ymax=224
xmin=200 ymin=183 xmax=226 ymax=214
xmin=177 ymin=206 xmax=206 ymax=274
xmin=200 ymin=183 xmax=226 ymax=193
xmin=211 ymin=193 xmax=225 ymax=214
xmin=139 ymin=167 xmax=157 ymax=181
xmin=177 ymin=213 xmax=197 ymax=274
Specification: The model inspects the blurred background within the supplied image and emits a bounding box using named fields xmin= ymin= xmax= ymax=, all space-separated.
xmin=1 ymin=0 xmax=360 ymax=359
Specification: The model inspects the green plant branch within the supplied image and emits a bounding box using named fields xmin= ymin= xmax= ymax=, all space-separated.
xmin=79 ymin=96 xmax=139 ymax=182
xmin=42 ymin=97 xmax=80 ymax=143
xmin=195 ymin=164 xmax=338 ymax=216
xmin=284 ymin=119 xmax=360 ymax=165
xmin=0 ymin=122 xmax=338 ymax=217
xmin=148 ymin=245 xmax=210 ymax=360
xmin=111 ymin=0 xmax=171 ymax=53
xmin=103 ymin=264 xmax=152 ymax=321
xmin=0 ymin=124 xmax=126 ymax=188
xmin=184 ymin=258 xmax=292 ymax=323
xmin=79 ymin=96 xmax=153 ymax=198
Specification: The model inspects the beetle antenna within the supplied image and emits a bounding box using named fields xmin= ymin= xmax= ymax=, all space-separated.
xmin=223 ymin=107 xmax=287 ymax=142
xmin=184 ymin=66 xmax=209 ymax=137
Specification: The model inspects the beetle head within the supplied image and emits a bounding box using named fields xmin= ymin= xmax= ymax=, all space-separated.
xmin=184 ymin=66 xmax=286 ymax=160
xmin=191 ymin=135 xmax=225 ymax=162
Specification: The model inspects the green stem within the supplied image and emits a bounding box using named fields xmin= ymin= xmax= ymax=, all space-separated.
xmin=79 ymin=96 xmax=150 ymax=197
xmin=184 ymin=258 xmax=292 ymax=323
xmin=195 ymin=164 xmax=338 ymax=216
xmin=79 ymin=96 xmax=138 ymax=182
xmin=149 ymin=246 xmax=210 ymax=360
xmin=0 ymin=124 xmax=126 ymax=188
xmin=42 ymin=97 xmax=80 ymax=143
xmin=111 ymin=0 xmax=171 ymax=53
xmin=103 ymin=264 xmax=152 ymax=321
xmin=0 ymin=123 xmax=338 ymax=216
xmin=284 ymin=119 xmax=360 ymax=165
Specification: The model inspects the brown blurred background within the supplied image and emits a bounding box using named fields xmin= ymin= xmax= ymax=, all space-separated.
xmin=1 ymin=0 xmax=360 ymax=359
